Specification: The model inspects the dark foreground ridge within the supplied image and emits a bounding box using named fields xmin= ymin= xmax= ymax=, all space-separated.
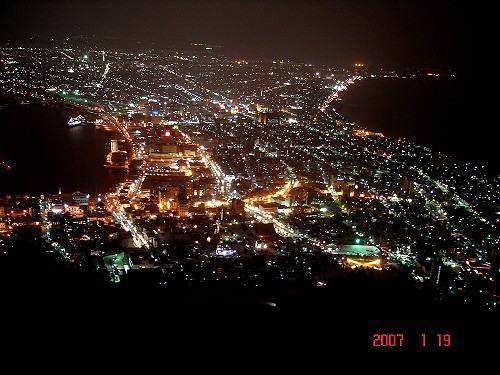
xmin=2 ymin=240 xmax=498 ymax=355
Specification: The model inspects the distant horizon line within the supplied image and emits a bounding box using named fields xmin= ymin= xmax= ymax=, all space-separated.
xmin=0 ymin=33 xmax=462 ymax=73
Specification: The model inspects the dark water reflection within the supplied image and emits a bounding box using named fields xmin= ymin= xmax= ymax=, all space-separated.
xmin=0 ymin=102 xmax=129 ymax=196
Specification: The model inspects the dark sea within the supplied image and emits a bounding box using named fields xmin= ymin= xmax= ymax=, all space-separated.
xmin=0 ymin=75 xmax=495 ymax=197
xmin=0 ymin=102 xmax=129 ymax=197
xmin=338 ymin=74 xmax=498 ymax=175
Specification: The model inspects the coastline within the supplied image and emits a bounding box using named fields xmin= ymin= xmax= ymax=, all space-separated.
xmin=1 ymin=73 xmax=496 ymax=198
xmin=337 ymin=74 xmax=497 ymax=174
xmin=0 ymin=100 xmax=127 ymax=197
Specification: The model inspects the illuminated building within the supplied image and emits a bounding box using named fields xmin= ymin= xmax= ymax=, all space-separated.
xmin=330 ymin=244 xmax=385 ymax=270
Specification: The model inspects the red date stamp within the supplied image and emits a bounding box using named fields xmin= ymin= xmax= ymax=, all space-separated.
xmin=372 ymin=333 xmax=451 ymax=347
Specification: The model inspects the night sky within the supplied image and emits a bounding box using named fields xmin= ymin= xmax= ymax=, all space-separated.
xmin=0 ymin=0 xmax=486 ymax=72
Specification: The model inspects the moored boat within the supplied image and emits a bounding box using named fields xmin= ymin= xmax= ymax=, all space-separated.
xmin=68 ymin=115 xmax=86 ymax=127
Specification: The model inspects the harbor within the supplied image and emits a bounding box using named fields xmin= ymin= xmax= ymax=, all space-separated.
xmin=0 ymin=102 xmax=128 ymax=196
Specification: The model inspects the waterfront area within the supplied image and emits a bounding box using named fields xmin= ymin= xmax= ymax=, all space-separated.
xmin=1 ymin=41 xmax=499 ymax=353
